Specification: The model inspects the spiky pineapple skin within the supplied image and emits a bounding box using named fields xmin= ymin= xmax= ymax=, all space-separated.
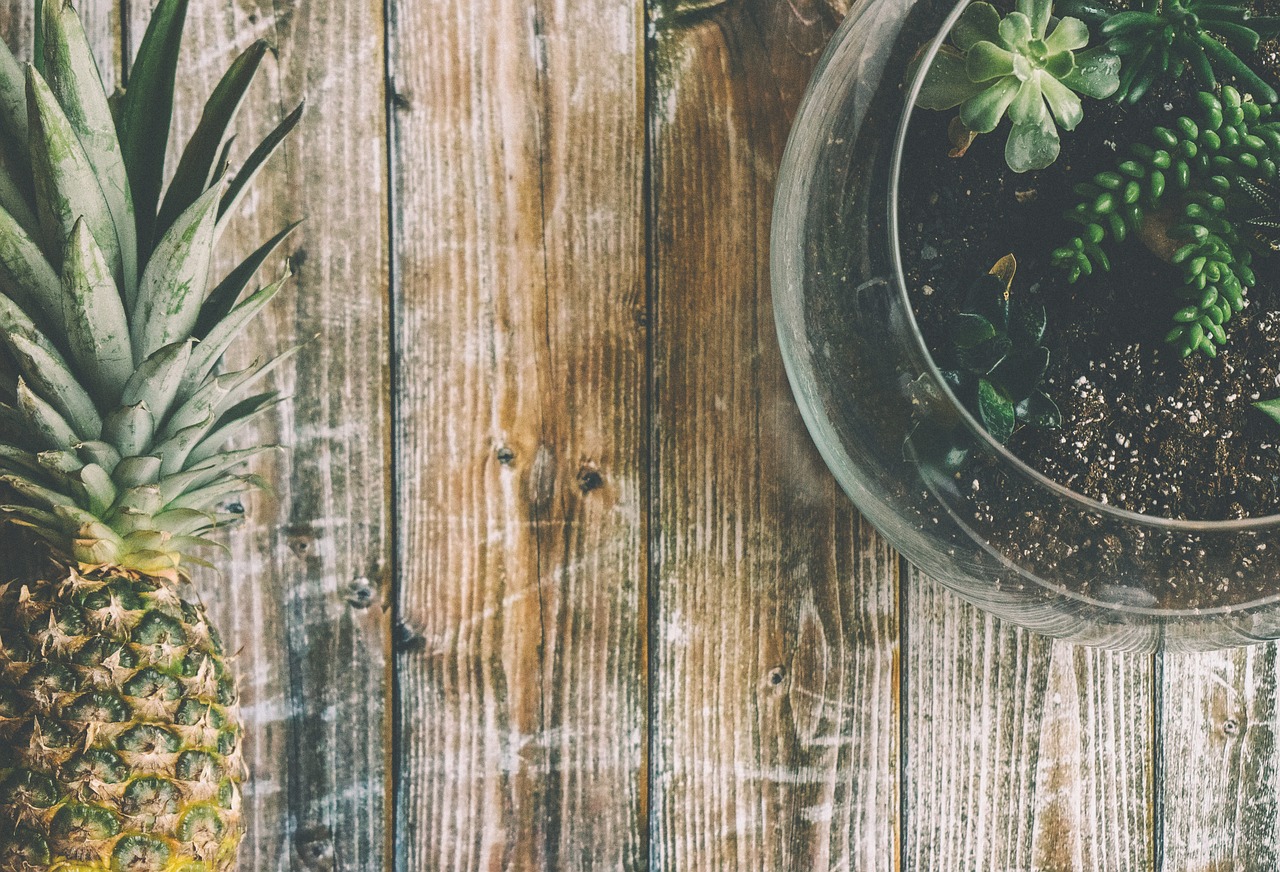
xmin=0 ymin=563 xmax=243 ymax=872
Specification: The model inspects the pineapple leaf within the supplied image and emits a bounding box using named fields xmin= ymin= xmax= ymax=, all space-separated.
xmin=78 ymin=462 xmax=116 ymax=516
xmin=0 ymin=443 xmax=49 ymax=479
xmin=196 ymin=220 xmax=300 ymax=339
xmin=111 ymin=484 xmax=163 ymax=518
xmin=0 ymin=39 xmax=31 ymax=178
xmin=167 ymin=473 xmax=263 ymax=512
xmin=102 ymin=402 xmax=154 ymax=458
xmin=37 ymin=447 xmax=82 ymax=476
xmin=0 ymin=472 xmax=75 ymax=512
xmin=61 ymin=219 xmax=133 ymax=401
xmin=0 ymin=293 xmax=70 ymax=377
xmin=0 ymin=207 xmax=61 ymax=335
xmin=158 ymin=40 xmax=269 ymax=239
xmin=8 ymin=333 xmax=101 ymax=440
xmin=0 ymin=159 xmax=39 ymax=240
xmin=41 ymin=0 xmax=137 ymax=301
xmin=74 ymin=440 xmax=120 ymax=471
xmin=180 ymin=271 xmax=289 ymax=399
xmin=151 ymin=507 xmax=215 ymax=536
xmin=26 ymin=65 xmax=120 ymax=277
xmin=16 ymin=377 xmax=77 ymax=449
xmin=154 ymin=417 xmax=212 ymax=477
xmin=131 ymin=182 xmax=221 ymax=363
xmin=161 ymin=364 xmax=255 ymax=441
xmin=190 ymin=396 xmax=281 ymax=465
xmin=0 ymin=503 xmax=63 ymax=529
xmin=0 ymin=402 xmax=40 ymax=450
xmin=157 ymin=445 xmax=277 ymax=503
xmin=218 ymin=101 xmax=305 ymax=231
xmin=118 ymin=0 xmax=189 ymax=257
xmin=120 ymin=341 xmax=192 ymax=428
xmin=112 ymin=455 xmax=161 ymax=489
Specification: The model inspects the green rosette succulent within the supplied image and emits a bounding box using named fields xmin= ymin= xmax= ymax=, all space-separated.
xmin=915 ymin=0 xmax=1121 ymax=171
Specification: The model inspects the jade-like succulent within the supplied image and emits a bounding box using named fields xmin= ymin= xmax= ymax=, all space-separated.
xmin=1052 ymin=88 xmax=1280 ymax=357
xmin=1062 ymin=0 xmax=1280 ymax=104
xmin=914 ymin=0 xmax=1121 ymax=172
xmin=942 ymin=255 xmax=1062 ymax=443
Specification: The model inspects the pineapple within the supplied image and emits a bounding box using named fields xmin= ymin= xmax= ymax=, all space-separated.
xmin=0 ymin=1 xmax=302 ymax=869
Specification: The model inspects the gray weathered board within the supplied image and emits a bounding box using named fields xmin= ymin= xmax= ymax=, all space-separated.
xmin=2 ymin=0 xmax=1275 ymax=869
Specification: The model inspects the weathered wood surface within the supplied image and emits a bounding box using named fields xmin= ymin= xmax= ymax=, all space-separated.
xmin=4 ymin=0 xmax=1278 ymax=869
xmin=905 ymin=571 xmax=1154 ymax=872
xmin=648 ymin=3 xmax=902 ymax=872
xmin=125 ymin=1 xmax=393 ymax=870
xmin=390 ymin=0 xmax=648 ymax=869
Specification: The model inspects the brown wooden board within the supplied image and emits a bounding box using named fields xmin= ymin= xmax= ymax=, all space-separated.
xmin=904 ymin=570 xmax=1155 ymax=871
xmin=122 ymin=1 xmax=393 ymax=869
xmin=389 ymin=0 xmax=648 ymax=868
xmin=648 ymin=2 xmax=901 ymax=869
xmin=1160 ymin=646 xmax=1280 ymax=870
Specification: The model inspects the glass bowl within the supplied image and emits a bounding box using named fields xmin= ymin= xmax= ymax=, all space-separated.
xmin=771 ymin=0 xmax=1280 ymax=651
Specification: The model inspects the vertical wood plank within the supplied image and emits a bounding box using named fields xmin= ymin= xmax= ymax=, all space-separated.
xmin=1160 ymin=647 xmax=1280 ymax=869
xmin=125 ymin=1 xmax=392 ymax=869
xmin=390 ymin=0 xmax=648 ymax=868
xmin=904 ymin=571 xmax=1154 ymax=871
xmin=649 ymin=2 xmax=900 ymax=869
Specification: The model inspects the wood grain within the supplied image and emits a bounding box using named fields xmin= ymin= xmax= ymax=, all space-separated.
xmin=124 ymin=1 xmax=393 ymax=869
xmin=389 ymin=0 xmax=648 ymax=869
xmin=1160 ymin=646 xmax=1280 ymax=871
xmin=904 ymin=570 xmax=1154 ymax=872
xmin=648 ymin=3 xmax=901 ymax=869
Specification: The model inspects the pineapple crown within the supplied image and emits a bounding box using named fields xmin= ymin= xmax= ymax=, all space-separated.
xmin=0 ymin=0 xmax=303 ymax=579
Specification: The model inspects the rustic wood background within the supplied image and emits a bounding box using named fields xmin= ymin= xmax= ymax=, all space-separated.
xmin=9 ymin=0 xmax=1279 ymax=869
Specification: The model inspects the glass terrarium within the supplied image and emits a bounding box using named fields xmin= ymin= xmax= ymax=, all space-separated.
xmin=772 ymin=0 xmax=1280 ymax=651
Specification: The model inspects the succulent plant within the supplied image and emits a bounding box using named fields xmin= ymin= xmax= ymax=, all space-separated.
xmin=942 ymin=255 xmax=1062 ymax=443
xmin=1051 ymin=88 xmax=1280 ymax=357
xmin=914 ymin=0 xmax=1121 ymax=172
xmin=1062 ymin=0 xmax=1280 ymax=104
xmin=1238 ymin=176 xmax=1280 ymax=249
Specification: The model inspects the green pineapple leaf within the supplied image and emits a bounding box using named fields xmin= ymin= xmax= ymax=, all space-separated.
xmin=61 ymin=219 xmax=133 ymax=401
xmin=180 ymin=271 xmax=289 ymax=399
xmin=157 ymin=40 xmax=270 ymax=239
xmin=118 ymin=0 xmax=190 ymax=257
xmin=120 ymin=341 xmax=193 ymax=426
xmin=218 ymin=101 xmax=305 ymax=230
xmin=197 ymin=220 xmax=300 ymax=339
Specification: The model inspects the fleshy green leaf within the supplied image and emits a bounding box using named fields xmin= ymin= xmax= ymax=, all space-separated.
xmin=977 ymin=379 xmax=1016 ymax=443
xmin=914 ymin=46 xmax=987 ymax=111
xmin=1255 ymin=397 xmax=1280 ymax=427
xmin=1044 ymin=16 xmax=1090 ymax=53
xmin=26 ymin=65 xmax=120 ymax=277
xmin=1060 ymin=47 xmax=1120 ymax=98
xmin=1017 ymin=390 xmax=1062 ymax=428
xmin=953 ymin=2 xmax=1002 ymax=51
xmin=960 ymin=76 xmax=1020 ymax=133
xmin=41 ymin=0 xmax=137 ymax=302
xmin=118 ymin=0 xmax=190 ymax=257
xmin=189 ymin=396 xmax=283 ymax=465
xmin=1006 ymin=117 xmax=1060 ymax=172
xmin=1009 ymin=75 xmax=1046 ymax=126
xmin=0 ymin=39 xmax=31 ymax=178
xmin=1041 ymin=73 xmax=1084 ymax=130
xmin=1010 ymin=299 xmax=1046 ymax=345
xmin=966 ymin=41 xmax=1015 ymax=81
xmin=990 ymin=347 xmax=1050 ymax=402
xmin=998 ymin=11 xmax=1035 ymax=49
xmin=16 ymin=376 xmax=78 ymax=450
xmin=952 ymin=313 xmax=997 ymax=347
xmin=1017 ymin=0 xmax=1053 ymax=38
xmin=131 ymin=182 xmax=221 ymax=363
xmin=61 ymin=219 xmax=133 ymax=402
xmin=157 ymin=40 xmax=269 ymax=241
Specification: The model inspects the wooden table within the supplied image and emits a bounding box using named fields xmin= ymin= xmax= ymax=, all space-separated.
xmin=18 ymin=0 xmax=1279 ymax=869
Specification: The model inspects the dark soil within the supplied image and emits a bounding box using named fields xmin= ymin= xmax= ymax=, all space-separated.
xmin=899 ymin=50 xmax=1280 ymax=520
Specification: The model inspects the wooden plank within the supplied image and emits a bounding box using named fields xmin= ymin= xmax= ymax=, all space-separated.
xmin=1159 ymin=646 xmax=1280 ymax=869
xmin=389 ymin=0 xmax=648 ymax=868
xmin=648 ymin=3 xmax=900 ymax=869
xmin=904 ymin=571 xmax=1154 ymax=871
xmin=125 ymin=2 xmax=392 ymax=869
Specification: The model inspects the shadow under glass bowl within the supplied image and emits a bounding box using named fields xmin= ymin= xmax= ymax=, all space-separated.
xmin=771 ymin=0 xmax=1280 ymax=652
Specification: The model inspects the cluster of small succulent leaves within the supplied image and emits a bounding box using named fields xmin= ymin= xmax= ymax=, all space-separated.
xmin=1051 ymin=88 xmax=1280 ymax=356
xmin=914 ymin=0 xmax=1121 ymax=171
xmin=1061 ymin=0 xmax=1280 ymax=103
xmin=942 ymin=255 xmax=1062 ymax=443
